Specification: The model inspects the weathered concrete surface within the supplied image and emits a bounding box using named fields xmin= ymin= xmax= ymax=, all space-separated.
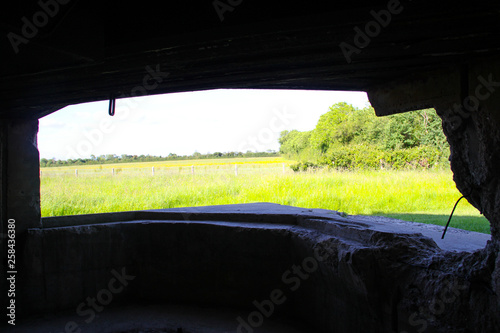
xmin=434 ymin=60 xmax=500 ymax=244
xmin=3 ymin=2 xmax=500 ymax=118
xmin=0 ymin=118 xmax=41 ymax=232
xmin=368 ymin=68 xmax=462 ymax=117
xmin=6 ymin=203 xmax=497 ymax=333
xmin=367 ymin=55 xmax=500 ymax=333
xmin=3 ymin=303 xmax=316 ymax=333
xmin=160 ymin=203 xmax=490 ymax=252
xmin=0 ymin=118 xmax=41 ymax=329
xmin=433 ymin=59 xmax=500 ymax=332
xmin=369 ymin=57 xmax=500 ymax=329
xmin=368 ymin=57 xmax=500 ymax=245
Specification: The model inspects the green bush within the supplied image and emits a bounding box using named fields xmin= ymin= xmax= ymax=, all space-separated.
xmin=290 ymin=161 xmax=319 ymax=172
xmin=319 ymin=145 xmax=447 ymax=170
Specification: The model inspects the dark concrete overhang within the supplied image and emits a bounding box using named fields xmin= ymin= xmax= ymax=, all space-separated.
xmin=1 ymin=0 xmax=500 ymax=118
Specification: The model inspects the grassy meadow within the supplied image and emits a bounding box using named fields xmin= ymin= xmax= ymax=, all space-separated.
xmin=40 ymin=157 xmax=491 ymax=234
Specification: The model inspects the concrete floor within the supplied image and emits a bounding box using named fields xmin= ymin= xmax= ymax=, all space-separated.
xmin=3 ymin=303 xmax=316 ymax=333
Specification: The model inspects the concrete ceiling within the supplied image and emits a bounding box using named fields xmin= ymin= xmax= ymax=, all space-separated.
xmin=1 ymin=0 xmax=499 ymax=118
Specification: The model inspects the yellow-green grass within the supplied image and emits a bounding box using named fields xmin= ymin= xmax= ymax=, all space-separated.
xmin=43 ymin=157 xmax=289 ymax=171
xmin=40 ymin=160 xmax=490 ymax=234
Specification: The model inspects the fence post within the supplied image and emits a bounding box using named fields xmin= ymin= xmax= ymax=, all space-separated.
xmin=75 ymin=169 xmax=78 ymax=177
xmin=235 ymin=164 xmax=238 ymax=176
xmin=152 ymin=166 xmax=155 ymax=176
xmin=40 ymin=170 xmax=42 ymax=177
xmin=112 ymin=168 xmax=115 ymax=176
xmin=191 ymin=165 xmax=194 ymax=175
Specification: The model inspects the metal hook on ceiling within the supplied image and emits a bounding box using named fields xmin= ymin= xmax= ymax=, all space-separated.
xmin=108 ymin=94 xmax=116 ymax=116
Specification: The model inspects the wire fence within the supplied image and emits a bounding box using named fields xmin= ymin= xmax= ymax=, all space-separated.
xmin=40 ymin=162 xmax=289 ymax=178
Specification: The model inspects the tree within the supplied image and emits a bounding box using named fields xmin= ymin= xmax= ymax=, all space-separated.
xmin=309 ymin=102 xmax=359 ymax=151
xmin=279 ymin=130 xmax=311 ymax=156
xmin=278 ymin=103 xmax=449 ymax=170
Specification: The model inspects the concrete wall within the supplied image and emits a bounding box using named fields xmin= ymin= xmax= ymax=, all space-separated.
xmin=12 ymin=208 xmax=497 ymax=332
xmin=1 ymin=118 xmax=41 ymax=323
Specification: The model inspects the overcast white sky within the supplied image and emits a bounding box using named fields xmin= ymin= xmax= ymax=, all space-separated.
xmin=38 ymin=89 xmax=370 ymax=160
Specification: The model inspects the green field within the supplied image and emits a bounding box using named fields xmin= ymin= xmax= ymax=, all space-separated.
xmin=40 ymin=157 xmax=491 ymax=234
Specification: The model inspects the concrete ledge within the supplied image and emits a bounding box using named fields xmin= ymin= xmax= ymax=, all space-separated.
xmin=42 ymin=203 xmax=491 ymax=252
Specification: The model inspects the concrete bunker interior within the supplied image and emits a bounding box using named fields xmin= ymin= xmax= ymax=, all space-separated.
xmin=2 ymin=1 xmax=500 ymax=332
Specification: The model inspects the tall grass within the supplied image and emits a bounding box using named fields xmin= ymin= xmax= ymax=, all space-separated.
xmin=40 ymin=162 xmax=490 ymax=234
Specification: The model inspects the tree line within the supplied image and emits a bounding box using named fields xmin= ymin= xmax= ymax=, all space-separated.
xmin=40 ymin=150 xmax=279 ymax=167
xmin=279 ymin=102 xmax=449 ymax=170
xmin=41 ymin=102 xmax=449 ymax=170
